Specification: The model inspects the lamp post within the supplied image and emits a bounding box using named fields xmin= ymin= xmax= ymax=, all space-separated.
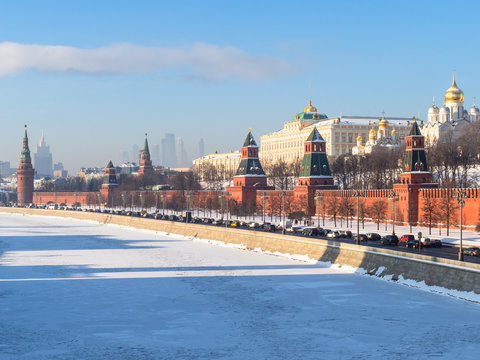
xmin=186 ymin=190 xmax=192 ymax=222
xmin=225 ymin=191 xmax=231 ymax=228
xmin=353 ymin=190 xmax=362 ymax=245
xmin=261 ymin=191 xmax=268 ymax=224
xmin=314 ymin=192 xmax=321 ymax=228
xmin=155 ymin=192 xmax=159 ymax=213
xmin=161 ymin=192 xmax=166 ymax=215
xmin=279 ymin=191 xmax=287 ymax=234
xmin=218 ymin=193 xmax=224 ymax=220
xmin=121 ymin=192 xmax=126 ymax=211
xmin=139 ymin=192 xmax=145 ymax=212
xmin=455 ymin=189 xmax=466 ymax=262
xmin=389 ymin=190 xmax=399 ymax=236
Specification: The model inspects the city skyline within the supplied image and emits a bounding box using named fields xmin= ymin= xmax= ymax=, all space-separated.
xmin=1 ymin=0 xmax=480 ymax=172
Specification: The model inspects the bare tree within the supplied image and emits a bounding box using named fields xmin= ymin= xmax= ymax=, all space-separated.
xmin=369 ymin=200 xmax=387 ymax=231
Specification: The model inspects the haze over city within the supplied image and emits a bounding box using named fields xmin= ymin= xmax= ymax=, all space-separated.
xmin=0 ymin=0 xmax=479 ymax=171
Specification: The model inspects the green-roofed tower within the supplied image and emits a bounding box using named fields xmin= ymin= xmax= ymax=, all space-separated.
xmin=298 ymin=128 xmax=334 ymax=185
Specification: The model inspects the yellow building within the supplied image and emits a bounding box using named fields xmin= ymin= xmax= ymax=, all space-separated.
xmin=260 ymin=100 xmax=414 ymax=161
xmin=192 ymin=151 xmax=241 ymax=181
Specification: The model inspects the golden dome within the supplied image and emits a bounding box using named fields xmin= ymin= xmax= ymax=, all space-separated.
xmin=303 ymin=98 xmax=318 ymax=113
xmin=391 ymin=129 xmax=397 ymax=134
xmin=444 ymin=76 xmax=464 ymax=103
xmin=369 ymin=128 xmax=376 ymax=135
xmin=378 ymin=113 xmax=389 ymax=127
xmin=356 ymin=133 xmax=363 ymax=141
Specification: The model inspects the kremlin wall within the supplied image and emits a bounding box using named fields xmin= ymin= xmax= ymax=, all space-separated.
xmin=14 ymin=110 xmax=480 ymax=231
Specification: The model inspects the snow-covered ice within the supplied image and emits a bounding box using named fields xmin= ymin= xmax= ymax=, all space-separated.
xmin=1 ymin=213 xmax=480 ymax=359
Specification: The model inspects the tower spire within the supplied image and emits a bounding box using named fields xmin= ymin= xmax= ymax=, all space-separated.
xmin=432 ymin=96 xmax=435 ymax=106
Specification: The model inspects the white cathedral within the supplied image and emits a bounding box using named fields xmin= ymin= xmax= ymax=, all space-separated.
xmin=422 ymin=76 xmax=480 ymax=146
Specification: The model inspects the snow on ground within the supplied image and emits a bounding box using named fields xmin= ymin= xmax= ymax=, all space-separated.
xmin=1 ymin=213 xmax=480 ymax=359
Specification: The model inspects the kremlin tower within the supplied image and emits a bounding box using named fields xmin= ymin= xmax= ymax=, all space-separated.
xmin=138 ymin=134 xmax=154 ymax=177
xmin=394 ymin=118 xmax=437 ymax=226
xmin=294 ymin=128 xmax=337 ymax=213
xmin=100 ymin=160 xmax=118 ymax=207
xmin=17 ymin=125 xmax=35 ymax=205
xmin=226 ymin=130 xmax=272 ymax=204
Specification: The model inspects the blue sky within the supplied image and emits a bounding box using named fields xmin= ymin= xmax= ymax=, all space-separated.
xmin=0 ymin=0 xmax=479 ymax=172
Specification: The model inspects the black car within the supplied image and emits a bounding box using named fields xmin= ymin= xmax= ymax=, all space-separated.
xmin=302 ymin=227 xmax=320 ymax=236
xmin=264 ymin=224 xmax=276 ymax=232
xmin=353 ymin=234 xmax=368 ymax=242
xmin=381 ymin=235 xmax=399 ymax=246
xmin=366 ymin=233 xmax=381 ymax=241
xmin=338 ymin=230 xmax=353 ymax=238
xmin=406 ymin=239 xmax=421 ymax=249
xmin=464 ymin=247 xmax=480 ymax=256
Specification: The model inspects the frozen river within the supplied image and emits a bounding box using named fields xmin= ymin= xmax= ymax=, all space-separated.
xmin=0 ymin=213 xmax=479 ymax=359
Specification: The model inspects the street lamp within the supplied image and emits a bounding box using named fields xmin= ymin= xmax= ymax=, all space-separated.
xmin=260 ymin=191 xmax=268 ymax=224
xmin=161 ymin=191 xmax=166 ymax=215
xmin=455 ymin=189 xmax=466 ymax=262
xmin=225 ymin=191 xmax=231 ymax=228
xmin=186 ymin=190 xmax=192 ymax=222
xmin=218 ymin=193 xmax=224 ymax=220
xmin=389 ymin=190 xmax=399 ymax=236
xmin=121 ymin=192 xmax=126 ymax=211
xmin=353 ymin=190 xmax=363 ymax=245
xmin=279 ymin=191 xmax=287 ymax=234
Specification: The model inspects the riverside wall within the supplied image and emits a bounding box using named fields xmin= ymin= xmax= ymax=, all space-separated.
xmin=1 ymin=207 xmax=480 ymax=295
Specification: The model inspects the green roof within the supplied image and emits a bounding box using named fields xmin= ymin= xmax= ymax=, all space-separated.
xmin=306 ymin=128 xmax=325 ymax=142
xmin=293 ymin=112 xmax=328 ymax=122
xmin=243 ymin=131 xmax=257 ymax=147
xmin=409 ymin=121 xmax=422 ymax=136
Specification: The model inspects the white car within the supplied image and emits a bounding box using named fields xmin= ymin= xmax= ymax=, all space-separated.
xmin=327 ymin=231 xmax=340 ymax=238
xmin=248 ymin=222 xmax=260 ymax=228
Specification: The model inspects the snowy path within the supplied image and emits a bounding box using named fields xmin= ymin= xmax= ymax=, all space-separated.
xmin=0 ymin=213 xmax=479 ymax=359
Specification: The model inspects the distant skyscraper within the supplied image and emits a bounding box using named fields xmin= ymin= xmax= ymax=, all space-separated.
xmin=152 ymin=144 xmax=160 ymax=166
xmin=199 ymin=138 xmax=205 ymax=158
xmin=176 ymin=137 xmax=188 ymax=168
xmin=131 ymin=144 xmax=139 ymax=164
xmin=121 ymin=150 xmax=129 ymax=163
xmin=34 ymin=131 xmax=53 ymax=178
xmin=161 ymin=133 xmax=177 ymax=168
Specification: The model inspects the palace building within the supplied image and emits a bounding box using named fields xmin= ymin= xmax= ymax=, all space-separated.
xmin=260 ymin=99 xmax=413 ymax=161
xmin=422 ymin=76 xmax=480 ymax=146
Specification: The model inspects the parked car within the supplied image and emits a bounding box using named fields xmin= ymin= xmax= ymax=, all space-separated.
xmin=381 ymin=235 xmax=399 ymax=246
xmin=326 ymin=231 xmax=340 ymax=239
xmin=212 ymin=219 xmax=223 ymax=225
xmin=302 ymin=227 xmax=320 ymax=236
xmin=264 ymin=224 xmax=276 ymax=232
xmin=406 ymin=239 xmax=421 ymax=248
xmin=431 ymin=239 xmax=442 ymax=248
xmin=464 ymin=247 xmax=480 ymax=256
xmin=399 ymin=234 xmax=415 ymax=245
xmin=366 ymin=233 xmax=381 ymax=241
xmin=319 ymin=229 xmax=331 ymax=237
xmin=353 ymin=234 xmax=368 ymax=242
xmin=338 ymin=230 xmax=352 ymax=238
xmin=229 ymin=220 xmax=240 ymax=227
xmin=420 ymin=237 xmax=432 ymax=247
xmin=248 ymin=221 xmax=260 ymax=228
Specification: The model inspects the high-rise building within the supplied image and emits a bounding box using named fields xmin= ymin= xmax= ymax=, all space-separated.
xmin=17 ymin=126 xmax=35 ymax=205
xmin=34 ymin=132 xmax=53 ymax=178
xmin=121 ymin=150 xmax=129 ymax=163
xmin=176 ymin=137 xmax=188 ymax=168
xmin=199 ymin=138 xmax=205 ymax=158
xmin=152 ymin=144 xmax=160 ymax=166
xmin=0 ymin=161 xmax=13 ymax=178
xmin=131 ymin=144 xmax=139 ymax=164
xmin=161 ymin=133 xmax=177 ymax=168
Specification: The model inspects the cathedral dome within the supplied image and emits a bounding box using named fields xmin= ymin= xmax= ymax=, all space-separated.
xmin=369 ymin=128 xmax=376 ymax=139
xmin=356 ymin=134 xmax=363 ymax=142
xmin=470 ymin=99 xmax=479 ymax=115
xmin=302 ymin=99 xmax=318 ymax=113
xmin=378 ymin=114 xmax=389 ymax=127
xmin=444 ymin=76 xmax=464 ymax=103
xmin=428 ymin=96 xmax=439 ymax=115
xmin=439 ymin=105 xmax=450 ymax=114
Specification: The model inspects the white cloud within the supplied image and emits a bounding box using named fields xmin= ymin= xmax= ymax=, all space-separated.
xmin=0 ymin=42 xmax=293 ymax=81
